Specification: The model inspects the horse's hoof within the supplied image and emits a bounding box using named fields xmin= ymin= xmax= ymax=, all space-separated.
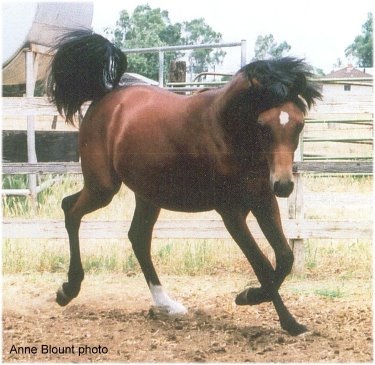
xmin=56 ymin=285 xmax=73 ymax=307
xmin=235 ymin=287 xmax=272 ymax=306
xmin=152 ymin=301 xmax=188 ymax=316
xmin=150 ymin=303 xmax=187 ymax=317
xmin=281 ymin=319 xmax=308 ymax=336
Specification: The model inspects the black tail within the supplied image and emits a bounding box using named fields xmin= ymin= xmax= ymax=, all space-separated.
xmin=47 ymin=29 xmax=127 ymax=125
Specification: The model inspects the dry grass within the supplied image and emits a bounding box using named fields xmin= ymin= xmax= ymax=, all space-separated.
xmin=3 ymin=174 xmax=372 ymax=220
xmin=2 ymin=174 xmax=372 ymax=286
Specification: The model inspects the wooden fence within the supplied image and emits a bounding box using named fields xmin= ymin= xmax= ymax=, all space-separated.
xmin=2 ymin=161 xmax=372 ymax=275
xmin=2 ymin=85 xmax=373 ymax=274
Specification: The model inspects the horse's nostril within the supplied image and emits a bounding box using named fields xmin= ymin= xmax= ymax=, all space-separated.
xmin=273 ymin=180 xmax=294 ymax=197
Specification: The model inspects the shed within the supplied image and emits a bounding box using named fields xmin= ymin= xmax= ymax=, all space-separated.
xmin=322 ymin=65 xmax=372 ymax=95
xmin=311 ymin=65 xmax=373 ymax=115
xmin=2 ymin=2 xmax=94 ymax=87
xmin=2 ymin=2 xmax=94 ymax=198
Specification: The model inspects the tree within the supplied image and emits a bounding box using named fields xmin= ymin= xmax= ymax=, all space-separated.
xmin=345 ymin=12 xmax=373 ymax=67
xmin=253 ymin=34 xmax=291 ymax=60
xmin=107 ymin=5 xmax=182 ymax=81
xmin=106 ymin=5 xmax=226 ymax=81
xmin=181 ymin=18 xmax=226 ymax=75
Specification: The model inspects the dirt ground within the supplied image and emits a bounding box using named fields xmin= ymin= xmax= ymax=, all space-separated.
xmin=2 ymin=273 xmax=372 ymax=363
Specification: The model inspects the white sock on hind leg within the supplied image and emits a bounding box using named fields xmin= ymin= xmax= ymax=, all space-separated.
xmin=149 ymin=283 xmax=187 ymax=314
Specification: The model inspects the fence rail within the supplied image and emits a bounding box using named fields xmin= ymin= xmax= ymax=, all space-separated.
xmin=302 ymin=113 xmax=373 ymax=162
xmin=3 ymin=219 xmax=371 ymax=241
xmin=122 ymin=40 xmax=246 ymax=87
xmin=2 ymin=161 xmax=373 ymax=175
xmin=2 ymin=74 xmax=373 ymax=274
xmin=3 ymin=160 xmax=373 ymax=275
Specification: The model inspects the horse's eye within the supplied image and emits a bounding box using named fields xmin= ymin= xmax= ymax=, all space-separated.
xmin=296 ymin=122 xmax=304 ymax=132
xmin=294 ymin=123 xmax=305 ymax=136
xmin=258 ymin=124 xmax=273 ymax=144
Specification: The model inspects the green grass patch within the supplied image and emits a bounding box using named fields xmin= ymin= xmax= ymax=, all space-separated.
xmin=314 ymin=287 xmax=343 ymax=299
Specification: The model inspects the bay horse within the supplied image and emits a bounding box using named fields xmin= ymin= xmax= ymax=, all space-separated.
xmin=48 ymin=30 xmax=321 ymax=336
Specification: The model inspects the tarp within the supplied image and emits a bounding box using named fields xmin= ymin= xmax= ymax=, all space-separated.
xmin=2 ymin=2 xmax=93 ymax=86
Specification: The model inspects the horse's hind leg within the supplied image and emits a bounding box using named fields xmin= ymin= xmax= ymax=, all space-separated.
xmin=128 ymin=195 xmax=187 ymax=315
xmin=56 ymin=184 xmax=120 ymax=306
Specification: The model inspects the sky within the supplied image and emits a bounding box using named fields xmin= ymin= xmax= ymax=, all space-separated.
xmin=2 ymin=0 xmax=374 ymax=74
xmin=92 ymin=0 xmax=374 ymax=74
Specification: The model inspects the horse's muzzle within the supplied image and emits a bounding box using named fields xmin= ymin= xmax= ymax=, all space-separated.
xmin=273 ymin=180 xmax=294 ymax=197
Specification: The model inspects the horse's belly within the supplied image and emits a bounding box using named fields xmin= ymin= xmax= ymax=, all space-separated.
xmin=115 ymin=151 xmax=267 ymax=212
xmin=119 ymin=162 xmax=224 ymax=212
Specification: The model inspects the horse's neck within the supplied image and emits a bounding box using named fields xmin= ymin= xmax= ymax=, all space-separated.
xmin=212 ymin=73 xmax=265 ymax=164
xmin=217 ymin=73 xmax=250 ymax=109
xmin=213 ymin=72 xmax=252 ymax=129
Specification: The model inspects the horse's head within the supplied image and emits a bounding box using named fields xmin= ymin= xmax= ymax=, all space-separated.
xmin=238 ymin=57 xmax=321 ymax=197
xmin=218 ymin=58 xmax=321 ymax=196
xmin=257 ymin=102 xmax=304 ymax=197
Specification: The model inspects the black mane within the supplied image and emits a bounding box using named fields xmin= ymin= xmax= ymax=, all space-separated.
xmin=239 ymin=57 xmax=322 ymax=114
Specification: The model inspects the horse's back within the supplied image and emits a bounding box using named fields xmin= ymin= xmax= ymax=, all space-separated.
xmin=99 ymin=85 xmax=187 ymax=122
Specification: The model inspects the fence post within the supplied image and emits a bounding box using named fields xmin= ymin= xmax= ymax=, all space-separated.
xmin=25 ymin=49 xmax=38 ymax=206
xmin=240 ymin=40 xmax=247 ymax=67
xmin=158 ymin=50 xmax=164 ymax=87
xmin=288 ymin=172 xmax=304 ymax=275
xmin=288 ymin=136 xmax=304 ymax=275
xmin=169 ymin=60 xmax=186 ymax=83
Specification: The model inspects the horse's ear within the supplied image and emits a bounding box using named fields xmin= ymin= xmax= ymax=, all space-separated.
xmin=301 ymin=81 xmax=322 ymax=110
xmin=240 ymin=59 xmax=291 ymax=98
xmin=289 ymin=71 xmax=322 ymax=112
xmin=293 ymin=61 xmax=322 ymax=111
xmin=249 ymin=77 xmax=262 ymax=88
xmin=238 ymin=58 xmax=322 ymax=114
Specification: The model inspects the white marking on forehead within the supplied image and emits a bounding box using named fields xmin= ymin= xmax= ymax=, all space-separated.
xmin=279 ymin=111 xmax=290 ymax=126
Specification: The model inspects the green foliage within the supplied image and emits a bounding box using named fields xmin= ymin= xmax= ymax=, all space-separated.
xmin=314 ymin=287 xmax=343 ymax=299
xmin=2 ymin=175 xmax=30 ymax=216
xmin=106 ymin=4 xmax=226 ymax=81
xmin=3 ymin=80 xmax=46 ymax=97
xmin=108 ymin=5 xmax=180 ymax=80
xmin=181 ymin=18 xmax=226 ymax=75
xmin=2 ymin=174 xmax=82 ymax=219
xmin=253 ymin=34 xmax=291 ymax=60
xmin=312 ymin=67 xmax=325 ymax=77
xmin=3 ymin=239 xmax=68 ymax=273
xmin=306 ymin=244 xmax=318 ymax=269
xmin=345 ymin=12 xmax=373 ymax=67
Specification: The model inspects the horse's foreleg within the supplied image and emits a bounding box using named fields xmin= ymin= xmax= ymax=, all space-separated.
xmin=250 ymin=195 xmax=307 ymax=335
xmin=219 ymin=209 xmax=276 ymax=305
xmin=251 ymin=194 xmax=293 ymax=289
xmin=219 ymin=209 xmax=306 ymax=335
xmin=57 ymin=185 xmax=119 ymax=306
xmin=129 ymin=195 xmax=187 ymax=315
